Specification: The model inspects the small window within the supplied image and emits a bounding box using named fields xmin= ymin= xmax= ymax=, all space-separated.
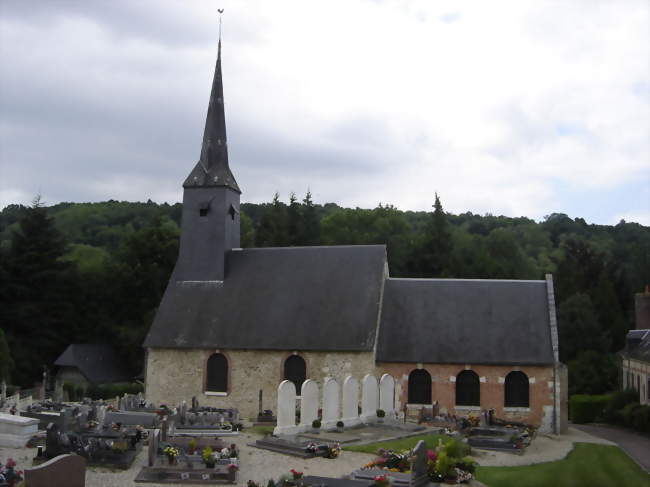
xmin=408 ymin=369 xmax=432 ymax=404
xmin=206 ymin=353 xmax=228 ymax=392
xmin=504 ymin=371 xmax=529 ymax=407
xmin=284 ymin=355 xmax=306 ymax=395
xmin=456 ymin=370 xmax=480 ymax=406
xmin=200 ymin=208 xmax=208 ymax=217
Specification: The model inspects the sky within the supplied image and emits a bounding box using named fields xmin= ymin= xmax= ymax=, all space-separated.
xmin=0 ymin=0 xmax=648 ymax=225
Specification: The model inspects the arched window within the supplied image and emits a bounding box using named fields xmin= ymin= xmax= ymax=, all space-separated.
xmin=206 ymin=353 xmax=228 ymax=392
xmin=408 ymin=369 xmax=432 ymax=404
xmin=504 ymin=371 xmax=529 ymax=407
xmin=284 ymin=355 xmax=306 ymax=395
xmin=456 ymin=370 xmax=480 ymax=406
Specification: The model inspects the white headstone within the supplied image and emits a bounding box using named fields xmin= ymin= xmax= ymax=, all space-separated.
xmin=273 ymin=380 xmax=299 ymax=435
xmin=321 ymin=377 xmax=340 ymax=429
xmin=379 ymin=373 xmax=396 ymax=415
xmin=341 ymin=376 xmax=360 ymax=427
xmin=299 ymin=380 xmax=319 ymax=431
xmin=97 ymin=405 xmax=107 ymax=427
xmin=361 ymin=374 xmax=379 ymax=422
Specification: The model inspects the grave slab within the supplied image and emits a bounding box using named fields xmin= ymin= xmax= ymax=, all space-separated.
xmin=0 ymin=411 xmax=39 ymax=447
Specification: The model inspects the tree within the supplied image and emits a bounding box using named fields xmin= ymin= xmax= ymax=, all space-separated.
xmin=420 ymin=193 xmax=452 ymax=277
xmin=255 ymin=192 xmax=289 ymax=247
xmin=568 ymin=350 xmax=618 ymax=395
xmin=287 ymin=193 xmax=303 ymax=246
xmin=0 ymin=197 xmax=79 ymax=385
xmin=0 ymin=328 xmax=14 ymax=383
xmin=558 ymin=293 xmax=610 ymax=363
xmin=301 ymin=190 xmax=320 ymax=245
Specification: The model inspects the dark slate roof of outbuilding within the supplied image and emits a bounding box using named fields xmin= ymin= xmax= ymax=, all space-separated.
xmin=54 ymin=344 xmax=132 ymax=383
xmin=622 ymin=329 xmax=650 ymax=362
xmin=376 ymin=278 xmax=554 ymax=365
xmin=144 ymin=245 xmax=387 ymax=351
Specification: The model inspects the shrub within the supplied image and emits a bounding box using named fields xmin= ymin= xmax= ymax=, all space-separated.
xmin=443 ymin=437 xmax=471 ymax=458
xmin=621 ymin=402 xmax=641 ymax=426
xmin=336 ymin=420 xmax=344 ymax=428
xmin=603 ymin=389 xmax=639 ymax=423
xmin=311 ymin=419 xmax=321 ymax=429
xmin=376 ymin=409 xmax=386 ymax=418
xmin=569 ymin=394 xmax=610 ymax=423
xmin=630 ymin=405 xmax=650 ymax=433
xmin=86 ymin=382 xmax=144 ymax=400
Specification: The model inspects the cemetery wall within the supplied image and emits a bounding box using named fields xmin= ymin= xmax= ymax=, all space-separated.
xmin=146 ymin=348 xmax=375 ymax=418
xmin=376 ymin=362 xmax=556 ymax=430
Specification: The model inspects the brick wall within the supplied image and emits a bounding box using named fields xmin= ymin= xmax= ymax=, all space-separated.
xmin=376 ymin=362 xmax=556 ymax=432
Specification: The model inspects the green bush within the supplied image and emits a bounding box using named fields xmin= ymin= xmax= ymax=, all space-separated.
xmin=443 ymin=436 xmax=471 ymax=458
xmin=569 ymin=394 xmax=610 ymax=423
xmin=603 ymin=389 xmax=639 ymax=424
xmin=621 ymin=402 xmax=641 ymax=427
xmin=630 ymin=405 xmax=650 ymax=433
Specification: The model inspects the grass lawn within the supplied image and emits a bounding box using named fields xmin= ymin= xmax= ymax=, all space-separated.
xmin=476 ymin=442 xmax=650 ymax=487
xmin=245 ymin=425 xmax=275 ymax=436
xmin=345 ymin=435 xmax=649 ymax=487
xmin=343 ymin=433 xmax=449 ymax=454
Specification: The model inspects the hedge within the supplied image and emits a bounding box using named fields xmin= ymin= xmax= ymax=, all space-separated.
xmin=569 ymin=394 xmax=610 ymax=423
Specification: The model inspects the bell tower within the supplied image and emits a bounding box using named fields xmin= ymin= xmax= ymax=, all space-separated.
xmin=176 ymin=36 xmax=241 ymax=282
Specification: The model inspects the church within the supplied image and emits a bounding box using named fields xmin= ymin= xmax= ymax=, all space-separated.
xmin=143 ymin=39 xmax=568 ymax=434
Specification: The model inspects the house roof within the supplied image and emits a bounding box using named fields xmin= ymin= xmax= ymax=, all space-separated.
xmin=376 ymin=278 xmax=555 ymax=365
xmin=622 ymin=329 xmax=650 ymax=363
xmin=54 ymin=344 xmax=132 ymax=383
xmin=144 ymin=245 xmax=387 ymax=351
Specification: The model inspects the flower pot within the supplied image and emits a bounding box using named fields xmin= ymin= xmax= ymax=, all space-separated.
xmin=167 ymin=456 xmax=175 ymax=465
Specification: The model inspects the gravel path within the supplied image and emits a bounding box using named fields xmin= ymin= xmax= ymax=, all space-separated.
xmin=0 ymin=426 xmax=617 ymax=486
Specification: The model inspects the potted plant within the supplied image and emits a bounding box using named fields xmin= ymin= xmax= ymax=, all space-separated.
xmin=227 ymin=463 xmax=239 ymax=481
xmin=202 ymin=446 xmax=215 ymax=468
xmin=188 ymin=438 xmax=198 ymax=455
xmin=311 ymin=419 xmax=321 ymax=432
xmin=376 ymin=409 xmax=386 ymax=422
xmin=336 ymin=420 xmax=344 ymax=432
xmin=373 ymin=474 xmax=389 ymax=487
xmin=163 ymin=446 xmax=179 ymax=465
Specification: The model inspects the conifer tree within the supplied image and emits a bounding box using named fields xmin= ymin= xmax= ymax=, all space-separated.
xmin=301 ymin=190 xmax=320 ymax=245
xmin=287 ymin=193 xmax=303 ymax=246
xmin=422 ymin=193 xmax=452 ymax=276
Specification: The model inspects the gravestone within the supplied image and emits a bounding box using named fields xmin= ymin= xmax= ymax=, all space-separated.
xmin=46 ymin=423 xmax=65 ymax=457
xmin=96 ymin=405 xmax=107 ymax=427
xmin=409 ymin=440 xmax=428 ymax=487
xmin=180 ymin=400 xmax=187 ymax=425
xmin=191 ymin=396 xmax=198 ymax=410
xmin=24 ymin=453 xmax=86 ymax=487
xmin=321 ymin=377 xmax=340 ymax=429
xmin=148 ymin=429 xmax=160 ymax=467
xmin=379 ymin=373 xmax=396 ymax=415
xmin=161 ymin=416 xmax=168 ymax=441
xmin=273 ymin=380 xmax=298 ymax=435
xmin=258 ymin=389 xmax=263 ymax=415
xmin=299 ymin=379 xmax=319 ymax=431
xmin=361 ymin=375 xmax=378 ymax=422
xmin=341 ymin=376 xmax=360 ymax=427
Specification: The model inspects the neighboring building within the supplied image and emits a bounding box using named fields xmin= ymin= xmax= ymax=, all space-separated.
xmin=54 ymin=344 xmax=131 ymax=387
xmin=621 ymin=330 xmax=650 ymax=405
xmin=143 ymin=38 xmax=567 ymax=433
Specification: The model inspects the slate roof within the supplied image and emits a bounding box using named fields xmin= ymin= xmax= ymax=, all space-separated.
xmin=376 ymin=278 xmax=555 ymax=365
xmin=183 ymin=40 xmax=240 ymax=193
xmin=622 ymin=329 xmax=650 ymax=362
xmin=144 ymin=245 xmax=387 ymax=351
xmin=54 ymin=344 xmax=132 ymax=383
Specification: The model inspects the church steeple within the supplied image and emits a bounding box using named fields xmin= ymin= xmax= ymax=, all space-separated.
xmin=183 ymin=37 xmax=240 ymax=193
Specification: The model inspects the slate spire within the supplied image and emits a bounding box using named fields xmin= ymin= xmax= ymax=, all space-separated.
xmin=183 ymin=36 xmax=241 ymax=192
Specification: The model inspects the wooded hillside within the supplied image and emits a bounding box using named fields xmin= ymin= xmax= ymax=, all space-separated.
xmin=1 ymin=193 xmax=648 ymax=397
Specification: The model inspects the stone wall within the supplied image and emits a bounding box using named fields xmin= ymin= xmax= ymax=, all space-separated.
xmin=146 ymin=348 xmax=375 ymax=419
xmin=376 ymin=362 xmax=557 ymax=432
